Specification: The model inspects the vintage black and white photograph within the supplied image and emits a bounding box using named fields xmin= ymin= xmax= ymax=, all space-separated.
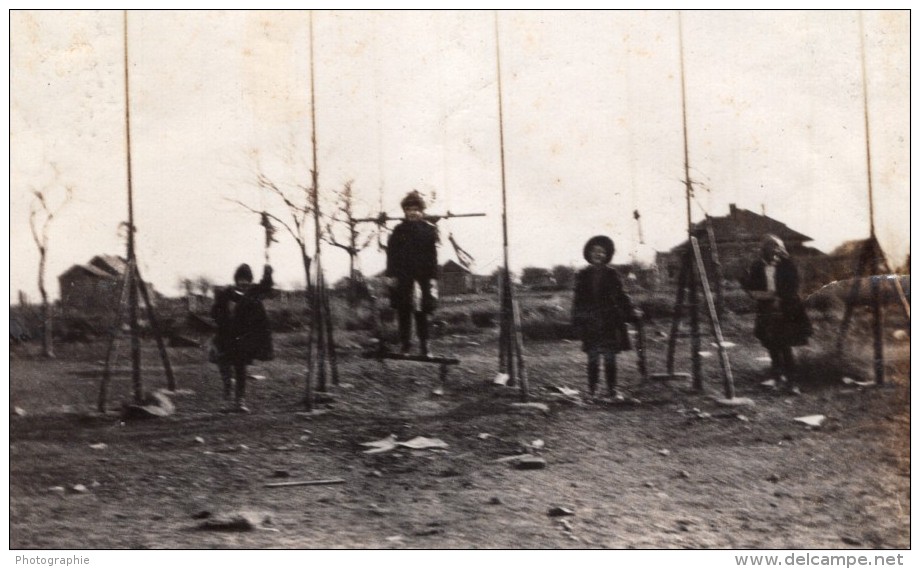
xmin=9 ymin=10 xmax=910 ymax=551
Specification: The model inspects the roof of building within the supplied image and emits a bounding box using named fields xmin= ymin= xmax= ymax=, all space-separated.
xmin=59 ymin=263 xmax=120 ymax=280
xmin=441 ymin=259 xmax=472 ymax=274
xmin=59 ymin=255 xmax=128 ymax=282
xmin=829 ymin=239 xmax=867 ymax=257
xmin=668 ymin=203 xmax=813 ymax=254
xmin=89 ymin=255 xmax=128 ymax=276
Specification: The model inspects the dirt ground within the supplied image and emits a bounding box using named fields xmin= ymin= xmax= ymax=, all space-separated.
xmin=9 ymin=309 xmax=910 ymax=550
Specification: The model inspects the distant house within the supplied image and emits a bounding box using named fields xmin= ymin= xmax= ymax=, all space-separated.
xmin=520 ymin=267 xmax=557 ymax=291
xmin=184 ymin=292 xmax=211 ymax=314
xmin=439 ymin=260 xmax=477 ymax=296
xmin=615 ymin=262 xmax=661 ymax=291
xmin=59 ymin=255 xmax=155 ymax=315
xmin=655 ymin=204 xmax=827 ymax=289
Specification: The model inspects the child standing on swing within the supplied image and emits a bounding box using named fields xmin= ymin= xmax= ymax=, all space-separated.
xmin=572 ymin=235 xmax=641 ymax=401
xmin=211 ymin=263 xmax=274 ymax=413
xmin=386 ymin=190 xmax=439 ymax=357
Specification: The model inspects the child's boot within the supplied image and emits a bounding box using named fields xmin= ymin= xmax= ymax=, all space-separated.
xmin=415 ymin=312 xmax=430 ymax=357
xmin=606 ymin=366 xmax=624 ymax=402
xmin=587 ymin=361 xmax=599 ymax=399
xmin=235 ymin=398 xmax=250 ymax=414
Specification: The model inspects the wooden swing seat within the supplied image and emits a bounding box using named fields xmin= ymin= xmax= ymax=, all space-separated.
xmin=361 ymin=349 xmax=459 ymax=365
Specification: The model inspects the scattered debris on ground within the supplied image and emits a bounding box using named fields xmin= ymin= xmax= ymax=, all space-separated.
xmin=794 ymin=415 xmax=826 ymax=428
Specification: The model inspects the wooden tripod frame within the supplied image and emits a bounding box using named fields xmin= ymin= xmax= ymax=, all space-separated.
xmin=497 ymin=270 xmax=528 ymax=401
xmin=303 ymin=260 xmax=339 ymax=412
xmin=660 ymin=237 xmax=736 ymax=399
xmin=834 ymin=235 xmax=910 ymax=385
xmin=97 ymin=259 xmax=176 ymax=413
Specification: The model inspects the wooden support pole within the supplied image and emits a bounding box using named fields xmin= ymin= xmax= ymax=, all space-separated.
xmin=891 ymin=276 xmax=910 ymax=322
xmin=497 ymin=274 xmax=509 ymax=374
xmin=500 ymin=272 xmax=516 ymax=386
xmin=320 ymin=273 xmax=339 ymax=386
xmin=691 ymin=237 xmax=735 ymax=398
xmin=871 ymin=275 xmax=885 ymax=385
xmin=498 ymin=319 xmax=509 ymax=373
xmin=677 ymin=12 xmax=702 ymax=390
xmin=705 ymin=218 xmax=724 ymax=319
xmin=98 ymin=267 xmax=132 ymax=413
xmin=634 ymin=318 xmax=648 ymax=382
xmin=689 ymin=256 xmax=703 ymax=391
xmin=135 ymin=265 xmax=176 ymax=391
xmin=512 ymin=297 xmax=528 ymax=402
xmin=836 ymin=237 xmax=877 ymax=354
xmin=835 ymin=271 xmax=863 ymax=354
xmin=858 ymin=12 xmax=877 ymax=239
xmin=305 ymin=10 xmax=329 ymax=401
xmin=493 ymin=12 xmax=525 ymax=397
xmin=314 ymin=270 xmax=328 ymax=394
xmin=128 ymin=264 xmax=142 ymax=403
xmin=122 ymin=12 xmax=142 ymax=405
xmin=302 ymin=257 xmax=315 ymax=411
xmin=666 ymin=249 xmax=690 ymax=376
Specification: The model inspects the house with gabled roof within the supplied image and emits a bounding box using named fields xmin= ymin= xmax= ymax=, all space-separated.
xmin=439 ymin=259 xmax=478 ymax=296
xmin=58 ymin=255 xmax=155 ymax=315
xmin=655 ymin=204 xmax=827 ymax=287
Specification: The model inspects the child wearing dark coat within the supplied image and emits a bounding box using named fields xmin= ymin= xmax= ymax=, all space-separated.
xmin=386 ymin=191 xmax=439 ymax=356
xmin=211 ymin=263 xmax=274 ymax=412
xmin=572 ymin=235 xmax=640 ymax=401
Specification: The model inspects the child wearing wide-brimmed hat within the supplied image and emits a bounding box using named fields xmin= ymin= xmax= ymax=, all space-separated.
xmin=572 ymin=235 xmax=641 ymax=401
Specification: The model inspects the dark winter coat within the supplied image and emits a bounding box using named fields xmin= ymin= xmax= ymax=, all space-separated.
xmin=572 ymin=265 xmax=635 ymax=353
xmin=211 ymin=266 xmax=274 ymax=365
xmin=386 ymin=220 xmax=439 ymax=312
xmin=743 ymin=257 xmax=812 ymax=349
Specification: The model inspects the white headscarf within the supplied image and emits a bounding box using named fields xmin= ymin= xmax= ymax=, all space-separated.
xmin=761 ymin=234 xmax=788 ymax=264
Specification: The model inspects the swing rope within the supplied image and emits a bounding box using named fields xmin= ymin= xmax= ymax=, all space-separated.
xmin=260 ymin=211 xmax=278 ymax=264
xmin=448 ymin=232 xmax=474 ymax=270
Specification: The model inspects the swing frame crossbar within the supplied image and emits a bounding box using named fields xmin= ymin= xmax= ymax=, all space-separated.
xmin=353 ymin=212 xmax=486 ymax=225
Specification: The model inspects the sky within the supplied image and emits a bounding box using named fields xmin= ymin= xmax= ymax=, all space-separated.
xmin=8 ymin=10 xmax=911 ymax=302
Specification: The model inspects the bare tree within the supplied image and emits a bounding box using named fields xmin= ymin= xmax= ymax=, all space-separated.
xmin=231 ymin=166 xmax=315 ymax=294
xmin=178 ymin=277 xmax=194 ymax=296
xmin=178 ymin=277 xmax=194 ymax=312
xmin=194 ymin=276 xmax=213 ymax=298
xmin=324 ymin=180 xmax=374 ymax=305
xmin=28 ymin=177 xmax=73 ymax=358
